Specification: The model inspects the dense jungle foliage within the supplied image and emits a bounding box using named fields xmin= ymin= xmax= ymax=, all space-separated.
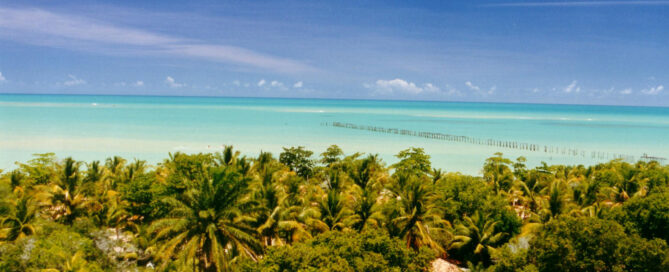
xmin=1 ymin=146 xmax=669 ymax=271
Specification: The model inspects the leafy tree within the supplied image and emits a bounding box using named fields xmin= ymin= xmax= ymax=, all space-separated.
xmin=279 ymin=146 xmax=315 ymax=178
xmin=120 ymin=172 xmax=164 ymax=222
xmin=483 ymin=153 xmax=515 ymax=194
xmin=17 ymin=152 xmax=58 ymax=186
xmin=320 ymin=145 xmax=344 ymax=166
xmin=239 ymin=230 xmax=434 ymax=272
xmin=393 ymin=147 xmax=431 ymax=177
xmin=617 ymin=190 xmax=669 ymax=242
xmin=494 ymin=216 xmax=669 ymax=272
xmin=528 ymin=216 xmax=631 ymax=271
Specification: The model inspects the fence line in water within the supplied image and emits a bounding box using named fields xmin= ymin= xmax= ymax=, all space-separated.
xmin=322 ymin=121 xmax=637 ymax=162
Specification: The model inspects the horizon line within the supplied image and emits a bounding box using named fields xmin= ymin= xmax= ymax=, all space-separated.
xmin=1 ymin=91 xmax=667 ymax=109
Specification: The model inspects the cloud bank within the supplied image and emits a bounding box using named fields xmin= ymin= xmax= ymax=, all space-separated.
xmin=0 ymin=7 xmax=312 ymax=73
xmin=366 ymin=78 xmax=440 ymax=94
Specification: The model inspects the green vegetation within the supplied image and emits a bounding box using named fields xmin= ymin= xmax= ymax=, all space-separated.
xmin=1 ymin=148 xmax=669 ymax=271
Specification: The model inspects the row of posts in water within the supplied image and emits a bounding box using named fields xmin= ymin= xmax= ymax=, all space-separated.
xmin=323 ymin=122 xmax=637 ymax=162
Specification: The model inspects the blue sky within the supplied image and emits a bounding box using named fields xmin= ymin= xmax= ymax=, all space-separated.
xmin=0 ymin=0 xmax=667 ymax=106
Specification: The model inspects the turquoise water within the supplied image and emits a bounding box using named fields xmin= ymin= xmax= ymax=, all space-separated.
xmin=1 ymin=94 xmax=668 ymax=174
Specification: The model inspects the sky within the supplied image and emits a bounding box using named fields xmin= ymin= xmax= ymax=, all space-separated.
xmin=0 ymin=0 xmax=667 ymax=106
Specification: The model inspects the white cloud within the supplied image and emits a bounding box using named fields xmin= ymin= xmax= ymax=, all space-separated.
xmin=532 ymin=88 xmax=540 ymax=93
xmin=563 ymin=80 xmax=580 ymax=93
xmin=257 ymin=79 xmax=266 ymax=87
xmin=642 ymin=85 xmax=664 ymax=95
xmin=367 ymin=78 xmax=438 ymax=94
xmin=620 ymin=88 xmax=632 ymax=95
xmin=270 ymin=80 xmax=284 ymax=87
xmin=134 ymin=80 xmax=144 ymax=87
xmin=423 ymin=83 xmax=440 ymax=92
xmin=444 ymin=85 xmax=462 ymax=96
xmin=465 ymin=81 xmax=480 ymax=91
xmin=64 ymin=74 xmax=86 ymax=86
xmin=0 ymin=72 xmax=5 ymax=82
xmin=0 ymin=7 xmax=312 ymax=73
xmin=165 ymin=76 xmax=184 ymax=88
xmin=293 ymin=81 xmax=303 ymax=88
xmin=465 ymin=81 xmax=494 ymax=95
xmin=232 ymin=80 xmax=241 ymax=86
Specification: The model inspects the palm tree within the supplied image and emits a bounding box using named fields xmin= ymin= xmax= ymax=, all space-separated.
xmin=348 ymin=154 xmax=381 ymax=190
xmin=253 ymin=169 xmax=283 ymax=246
xmin=351 ymin=187 xmax=381 ymax=232
xmin=105 ymin=156 xmax=127 ymax=190
xmin=275 ymin=176 xmax=311 ymax=245
xmin=541 ymin=180 xmax=569 ymax=221
xmin=483 ymin=153 xmax=515 ymax=194
xmin=450 ymin=212 xmax=506 ymax=266
xmin=9 ymin=170 xmax=24 ymax=192
xmin=309 ymin=189 xmax=352 ymax=232
xmin=149 ymin=168 xmax=261 ymax=271
xmin=37 ymin=157 xmax=91 ymax=224
xmin=217 ymin=145 xmax=240 ymax=167
xmin=0 ymin=195 xmax=38 ymax=242
xmin=430 ymin=168 xmax=444 ymax=185
xmin=389 ymin=178 xmax=448 ymax=253
xmin=125 ymin=159 xmax=147 ymax=182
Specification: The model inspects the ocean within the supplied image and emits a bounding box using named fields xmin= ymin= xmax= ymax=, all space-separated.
xmin=1 ymin=94 xmax=668 ymax=175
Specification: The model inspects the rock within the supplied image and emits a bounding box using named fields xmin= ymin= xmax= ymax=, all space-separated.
xmin=431 ymin=258 xmax=463 ymax=272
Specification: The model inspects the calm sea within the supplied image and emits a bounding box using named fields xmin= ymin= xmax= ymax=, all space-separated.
xmin=1 ymin=94 xmax=668 ymax=174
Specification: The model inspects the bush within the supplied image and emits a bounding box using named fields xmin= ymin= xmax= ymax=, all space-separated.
xmin=491 ymin=216 xmax=669 ymax=272
xmin=0 ymin=220 xmax=111 ymax=271
xmin=241 ymin=230 xmax=434 ymax=272
xmin=618 ymin=190 xmax=669 ymax=242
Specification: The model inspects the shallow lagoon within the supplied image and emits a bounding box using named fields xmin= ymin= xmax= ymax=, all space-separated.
xmin=1 ymin=94 xmax=668 ymax=174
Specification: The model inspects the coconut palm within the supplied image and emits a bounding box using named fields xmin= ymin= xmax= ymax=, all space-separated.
xmin=430 ymin=168 xmax=444 ymax=185
xmin=37 ymin=157 xmax=91 ymax=224
xmin=275 ymin=176 xmax=311 ymax=245
xmin=348 ymin=154 xmax=381 ymax=190
xmin=309 ymin=189 xmax=352 ymax=232
xmin=253 ymin=168 xmax=283 ymax=246
xmin=125 ymin=159 xmax=147 ymax=182
xmin=9 ymin=170 xmax=24 ymax=192
xmin=217 ymin=145 xmax=240 ymax=167
xmin=149 ymin=168 xmax=261 ymax=271
xmin=105 ymin=156 xmax=127 ymax=190
xmin=0 ymin=195 xmax=38 ymax=242
xmin=450 ymin=211 xmax=506 ymax=266
xmin=483 ymin=153 xmax=515 ymax=194
xmin=390 ymin=178 xmax=448 ymax=253
xmin=541 ymin=180 xmax=569 ymax=221
xmin=351 ymin=187 xmax=382 ymax=232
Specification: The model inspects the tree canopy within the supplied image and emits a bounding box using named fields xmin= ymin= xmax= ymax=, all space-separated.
xmin=1 ymin=147 xmax=669 ymax=271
